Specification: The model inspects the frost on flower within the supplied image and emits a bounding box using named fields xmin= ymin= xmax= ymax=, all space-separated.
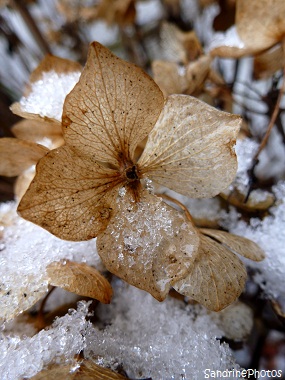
xmin=17 ymin=41 xmax=246 ymax=306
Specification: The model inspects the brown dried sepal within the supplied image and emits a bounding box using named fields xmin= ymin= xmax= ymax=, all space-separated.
xmin=138 ymin=95 xmax=241 ymax=199
xmin=46 ymin=260 xmax=112 ymax=304
xmin=220 ymin=188 xmax=275 ymax=212
xmin=199 ymin=228 xmax=265 ymax=261
xmin=174 ymin=233 xmax=247 ymax=311
xmin=0 ymin=138 xmax=49 ymax=177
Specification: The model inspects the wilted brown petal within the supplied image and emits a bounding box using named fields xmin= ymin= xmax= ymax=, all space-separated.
xmin=0 ymin=138 xmax=49 ymax=177
xmin=12 ymin=119 xmax=63 ymax=147
xmin=62 ymin=42 xmax=164 ymax=167
xmin=199 ymin=228 xmax=265 ymax=261
xmin=138 ymin=95 xmax=241 ymax=198
xmin=18 ymin=145 xmax=122 ymax=241
xmin=31 ymin=360 xmax=128 ymax=379
xmin=174 ymin=234 xmax=247 ymax=311
xmin=236 ymin=0 xmax=285 ymax=53
xmin=46 ymin=260 xmax=112 ymax=304
xmin=97 ymin=191 xmax=200 ymax=301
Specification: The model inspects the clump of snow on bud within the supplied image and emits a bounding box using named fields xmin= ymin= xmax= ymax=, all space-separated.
xmin=19 ymin=71 xmax=81 ymax=121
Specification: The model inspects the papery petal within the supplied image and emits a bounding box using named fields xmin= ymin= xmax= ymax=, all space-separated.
xmin=97 ymin=190 xmax=200 ymax=301
xmin=199 ymin=228 xmax=265 ymax=261
xmin=62 ymin=42 xmax=164 ymax=167
xmin=47 ymin=260 xmax=112 ymax=304
xmin=138 ymin=95 xmax=241 ymax=198
xmin=0 ymin=138 xmax=49 ymax=177
xmin=174 ymin=234 xmax=247 ymax=311
xmin=18 ymin=145 xmax=121 ymax=241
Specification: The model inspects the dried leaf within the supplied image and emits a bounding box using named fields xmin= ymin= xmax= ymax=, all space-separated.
xmin=199 ymin=228 xmax=265 ymax=261
xmin=0 ymin=138 xmax=49 ymax=177
xmin=18 ymin=145 xmax=121 ymax=241
xmin=236 ymin=0 xmax=285 ymax=54
xmin=31 ymin=360 xmax=128 ymax=379
xmin=62 ymin=41 xmax=164 ymax=166
xmin=174 ymin=234 xmax=247 ymax=311
xmin=138 ymin=95 xmax=241 ymax=198
xmin=12 ymin=119 xmax=63 ymax=147
xmin=97 ymin=191 xmax=200 ymax=301
xmin=46 ymin=260 xmax=112 ymax=304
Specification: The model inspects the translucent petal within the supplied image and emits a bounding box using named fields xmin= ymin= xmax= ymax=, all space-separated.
xmin=18 ymin=145 xmax=121 ymax=241
xmin=62 ymin=42 xmax=164 ymax=167
xmin=47 ymin=260 xmax=112 ymax=304
xmin=174 ymin=234 xmax=247 ymax=311
xmin=138 ymin=95 xmax=241 ymax=198
xmin=97 ymin=191 xmax=200 ymax=301
xmin=0 ymin=138 xmax=49 ymax=177
xmin=199 ymin=228 xmax=265 ymax=261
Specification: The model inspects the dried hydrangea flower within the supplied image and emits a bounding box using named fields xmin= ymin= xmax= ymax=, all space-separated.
xmin=18 ymin=42 xmax=241 ymax=301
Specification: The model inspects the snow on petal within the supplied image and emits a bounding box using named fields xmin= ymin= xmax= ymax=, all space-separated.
xmin=138 ymin=94 xmax=241 ymax=198
xmin=97 ymin=190 xmax=200 ymax=301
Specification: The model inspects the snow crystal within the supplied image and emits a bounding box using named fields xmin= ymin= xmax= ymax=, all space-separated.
xmin=19 ymin=71 xmax=81 ymax=121
xmin=0 ymin=202 xmax=102 ymax=321
xmin=0 ymin=301 xmax=91 ymax=380
xmin=220 ymin=181 xmax=285 ymax=299
xmin=84 ymin=283 xmax=240 ymax=380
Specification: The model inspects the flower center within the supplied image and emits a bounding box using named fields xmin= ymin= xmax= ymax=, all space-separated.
xmin=125 ymin=165 xmax=139 ymax=182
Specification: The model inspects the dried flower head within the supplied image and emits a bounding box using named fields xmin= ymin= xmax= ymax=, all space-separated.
xmin=18 ymin=42 xmax=241 ymax=303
